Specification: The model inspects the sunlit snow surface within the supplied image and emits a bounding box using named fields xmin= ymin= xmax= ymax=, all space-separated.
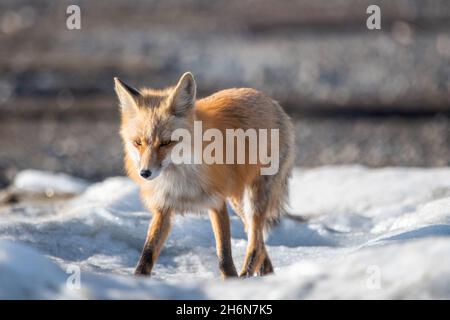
xmin=1 ymin=166 xmax=450 ymax=299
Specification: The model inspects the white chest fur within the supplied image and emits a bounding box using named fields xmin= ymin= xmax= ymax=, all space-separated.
xmin=142 ymin=164 xmax=222 ymax=213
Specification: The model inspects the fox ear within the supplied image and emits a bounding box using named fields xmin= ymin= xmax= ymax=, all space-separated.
xmin=114 ymin=77 xmax=141 ymax=114
xmin=170 ymin=72 xmax=196 ymax=116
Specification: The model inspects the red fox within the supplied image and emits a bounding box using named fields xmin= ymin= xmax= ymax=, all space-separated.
xmin=114 ymin=72 xmax=295 ymax=278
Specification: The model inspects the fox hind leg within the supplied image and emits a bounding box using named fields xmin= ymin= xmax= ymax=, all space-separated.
xmin=230 ymin=196 xmax=270 ymax=276
xmin=258 ymin=248 xmax=274 ymax=276
xmin=239 ymin=213 xmax=267 ymax=277
xmin=239 ymin=176 xmax=276 ymax=277
xmin=239 ymin=166 xmax=291 ymax=277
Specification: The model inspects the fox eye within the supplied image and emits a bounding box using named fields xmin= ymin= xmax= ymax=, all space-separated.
xmin=159 ymin=140 xmax=172 ymax=147
xmin=133 ymin=140 xmax=142 ymax=147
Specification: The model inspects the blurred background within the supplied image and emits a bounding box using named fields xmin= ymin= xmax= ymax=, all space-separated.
xmin=0 ymin=0 xmax=449 ymax=187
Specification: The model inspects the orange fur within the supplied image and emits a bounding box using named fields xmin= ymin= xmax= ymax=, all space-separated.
xmin=115 ymin=72 xmax=295 ymax=278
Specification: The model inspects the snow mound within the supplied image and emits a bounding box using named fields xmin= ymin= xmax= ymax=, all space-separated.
xmin=1 ymin=166 xmax=450 ymax=299
xmin=13 ymin=170 xmax=88 ymax=194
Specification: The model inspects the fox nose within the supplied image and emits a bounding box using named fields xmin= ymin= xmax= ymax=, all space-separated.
xmin=140 ymin=169 xmax=152 ymax=179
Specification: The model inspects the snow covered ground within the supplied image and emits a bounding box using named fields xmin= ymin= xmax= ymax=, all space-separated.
xmin=1 ymin=165 xmax=450 ymax=299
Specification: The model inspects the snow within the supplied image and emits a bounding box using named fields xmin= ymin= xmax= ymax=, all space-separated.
xmin=1 ymin=165 xmax=450 ymax=299
xmin=13 ymin=169 xmax=88 ymax=194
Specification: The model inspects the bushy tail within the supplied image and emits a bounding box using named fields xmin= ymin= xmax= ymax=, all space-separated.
xmin=263 ymin=102 xmax=296 ymax=238
xmin=263 ymin=174 xmax=292 ymax=239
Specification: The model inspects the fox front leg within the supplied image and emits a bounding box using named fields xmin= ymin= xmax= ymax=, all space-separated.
xmin=208 ymin=203 xmax=238 ymax=278
xmin=135 ymin=208 xmax=173 ymax=276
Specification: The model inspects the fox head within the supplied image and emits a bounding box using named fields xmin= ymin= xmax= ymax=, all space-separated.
xmin=115 ymin=72 xmax=196 ymax=181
